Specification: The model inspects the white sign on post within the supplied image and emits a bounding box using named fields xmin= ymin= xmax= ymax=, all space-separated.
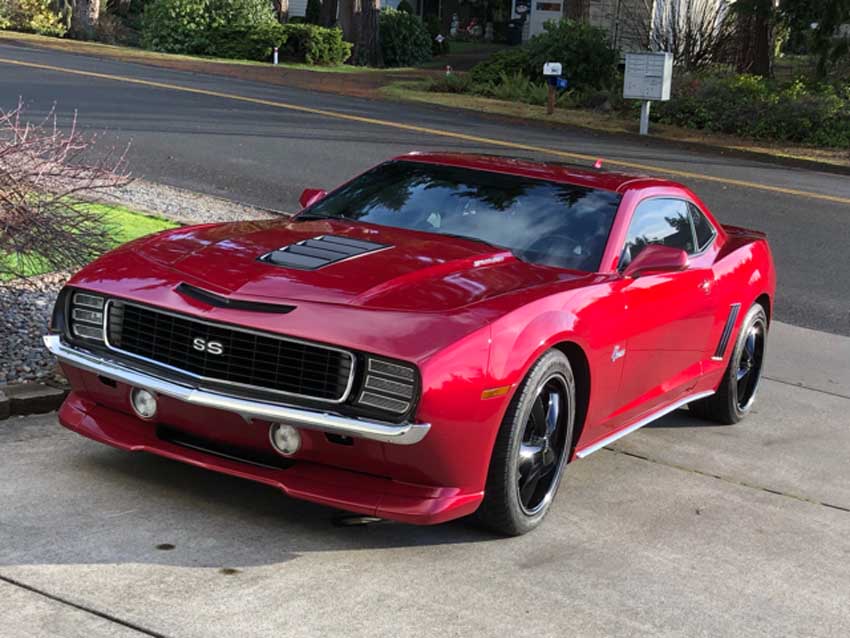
xmin=623 ymin=52 xmax=673 ymax=135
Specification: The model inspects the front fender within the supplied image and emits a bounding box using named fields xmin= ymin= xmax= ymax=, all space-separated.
xmin=488 ymin=307 xmax=586 ymax=389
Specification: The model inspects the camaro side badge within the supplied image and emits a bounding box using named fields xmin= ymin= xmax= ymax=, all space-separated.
xmin=611 ymin=345 xmax=626 ymax=363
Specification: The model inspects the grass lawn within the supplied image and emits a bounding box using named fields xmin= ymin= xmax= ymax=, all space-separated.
xmin=0 ymin=31 xmax=396 ymax=74
xmin=1 ymin=202 xmax=178 ymax=280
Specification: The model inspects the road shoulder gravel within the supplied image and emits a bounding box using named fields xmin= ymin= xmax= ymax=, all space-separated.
xmin=0 ymin=180 xmax=282 ymax=387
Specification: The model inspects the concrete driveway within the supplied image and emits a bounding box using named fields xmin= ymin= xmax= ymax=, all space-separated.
xmin=2 ymin=321 xmax=848 ymax=637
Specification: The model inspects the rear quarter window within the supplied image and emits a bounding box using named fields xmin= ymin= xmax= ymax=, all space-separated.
xmin=689 ymin=203 xmax=716 ymax=251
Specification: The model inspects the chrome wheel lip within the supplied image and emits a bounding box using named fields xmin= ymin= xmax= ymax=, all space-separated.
xmin=515 ymin=372 xmax=570 ymax=517
xmin=736 ymin=317 xmax=766 ymax=412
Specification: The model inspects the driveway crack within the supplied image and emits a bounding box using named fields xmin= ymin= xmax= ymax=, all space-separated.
xmin=0 ymin=573 xmax=170 ymax=638
xmin=604 ymin=447 xmax=850 ymax=514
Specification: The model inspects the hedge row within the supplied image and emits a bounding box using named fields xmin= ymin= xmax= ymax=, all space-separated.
xmin=469 ymin=20 xmax=618 ymax=92
xmin=141 ymin=0 xmax=350 ymax=65
xmin=654 ymin=74 xmax=850 ymax=148
xmin=0 ymin=0 xmax=66 ymax=37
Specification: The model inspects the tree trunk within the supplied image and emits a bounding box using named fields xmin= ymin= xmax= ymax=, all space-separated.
xmin=321 ymin=0 xmax=339 ymax=27
xmin=735 ymin=0 xmax=774 ymax=76
xmin=339 ymin=0 xmax=355 ymax=42
xmin=71 ymin=0 xmax=100 ymax=36
xmin=353 ymin=0 xmax=381 ymax=67
xmin=273 ymin=0 xmax=289 ymax=22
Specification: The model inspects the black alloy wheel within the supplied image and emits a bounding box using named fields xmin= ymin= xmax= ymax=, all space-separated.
xmin=735 ymin=319 xmax=766 ymax=411
xmin=477 ymin=349 xmax=575 ymax=536
xmin=690 ymin=302 xmax=768 ymax=425
xmin=517 ymin=375 xmax=569 ymax=515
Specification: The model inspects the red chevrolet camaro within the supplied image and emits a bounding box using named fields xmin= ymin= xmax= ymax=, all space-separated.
xmin=46 ymin=153 xmax=775 ymax=535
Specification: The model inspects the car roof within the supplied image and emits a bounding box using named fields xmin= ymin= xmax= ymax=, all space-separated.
xmin=393 ymin=152 xmax=680 ymax=194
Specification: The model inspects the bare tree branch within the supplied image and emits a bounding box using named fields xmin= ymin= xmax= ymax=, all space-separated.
xmin=619 ymin=0 xmax=736 ymax=71
xmin=0 ymin=100 xmax=132 ymax=279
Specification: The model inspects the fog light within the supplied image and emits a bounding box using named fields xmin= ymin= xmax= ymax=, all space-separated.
xmin=130 ymin=388 xmax=158 ymax=420
xmin=269 ymin=423 xmax=301 ymax=456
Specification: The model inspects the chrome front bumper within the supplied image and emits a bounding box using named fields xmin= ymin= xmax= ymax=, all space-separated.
xmin=44 ymin=335 xmax=431 ymax=445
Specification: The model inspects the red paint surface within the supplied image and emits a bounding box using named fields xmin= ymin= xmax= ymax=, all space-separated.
xmin=56 ymin=154 xmax=776 ymax=524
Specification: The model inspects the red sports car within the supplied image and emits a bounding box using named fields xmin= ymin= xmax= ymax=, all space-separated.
xmin=45 ymin=153 xmax=775 ymax=535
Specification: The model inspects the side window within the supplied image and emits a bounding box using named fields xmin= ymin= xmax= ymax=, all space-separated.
xmin=689 ymin=203 xmax=716 ymax=252
xmin=621 ymin=198 xmax=694 ymax=268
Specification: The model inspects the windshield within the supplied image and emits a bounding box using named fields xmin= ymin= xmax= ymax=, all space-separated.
xmin=298 ymin=161 xmax=622 ymax=272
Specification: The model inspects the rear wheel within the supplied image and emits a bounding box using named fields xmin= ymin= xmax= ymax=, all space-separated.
xmin=476 ymin=350 xmax=575 ymax=536
xmin=691 ymin=302 xmax=768 ymax=424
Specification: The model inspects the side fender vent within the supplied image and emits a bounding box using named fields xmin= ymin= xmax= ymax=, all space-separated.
xmin=259 ymin=235 xmax=390 ymax=270
xmin=713 ymin=303 xmax=741 ymax=359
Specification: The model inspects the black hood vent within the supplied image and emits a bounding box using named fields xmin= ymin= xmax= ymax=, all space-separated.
xmin=259 ymin=235 xmax=390 ymax=270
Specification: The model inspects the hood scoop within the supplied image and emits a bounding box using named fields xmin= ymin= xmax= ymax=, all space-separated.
xmin=259 ymin=234 xmax=391 ymax=271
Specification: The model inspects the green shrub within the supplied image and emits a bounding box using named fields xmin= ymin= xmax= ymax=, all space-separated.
xmin=427 ymin=72 xmax=473 ymax=93
xmin=523 ymin=19 xmax=618 ymax=91
xmin=654 ymin=73 xmax=850 ymax=148
xmin=396 ymin=0 xmax=414 ymax=13
xmin=206 ymin=20 xmax=285 ymax=60
xmin=305 ymin=0 xmax=321 ymax=24
xmin=483 ymin=72 xmax=549 ymax=105
xmin=141 ymin=0 xmax=211 ymax=54
xmin=379 ymin=8 xmax=431 ymax=67
xmin=1 ymin=0 xmax=67 ymax=37
xmin=93 ymin=13 xmax=138 ymax=46
xmin=206 ymin=0 xmax=285 ymax=60
xmin=279 ymin=24 xmax=351 ymax=65
xmin=424 ymin=14 xmax=449 ymax=56
xmin=469 ymin=48 xmax=530 ymax=85
xmin=468 ymin=20 xmax=616 ymax=92
xmin=142 ymin=0 xmax=288 ymax=60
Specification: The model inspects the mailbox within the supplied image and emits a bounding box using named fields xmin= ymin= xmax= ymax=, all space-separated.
xmin=623 ymin=52 xmax=673 ymax=101
xmin=623 ymin=52 xmax=673 ymax=135
xmin=543 ymin=62 xmax=562 ymax=77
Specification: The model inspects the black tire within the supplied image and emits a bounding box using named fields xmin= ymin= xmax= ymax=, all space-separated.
xmin=476 ymin=349 xmax=575 ymax=536
xmin=690 ymin=302 xmax=768 ymax=425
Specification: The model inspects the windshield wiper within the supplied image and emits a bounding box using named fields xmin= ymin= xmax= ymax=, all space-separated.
xmin=294 ymin=212 xmax=342 ymax=221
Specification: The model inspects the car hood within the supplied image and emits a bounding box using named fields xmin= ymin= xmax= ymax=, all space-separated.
xmin=134 ymin=218 xmax=585 ymax=313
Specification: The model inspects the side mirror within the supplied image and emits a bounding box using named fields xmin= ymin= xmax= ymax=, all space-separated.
xmin=299 ymin=188 xmax=327 ymax=209
xmin=622 ymin=244 xmax=688 ymax=278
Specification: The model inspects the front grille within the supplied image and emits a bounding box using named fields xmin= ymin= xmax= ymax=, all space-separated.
xmin=105 ymin=301 xmax=354 ymax=403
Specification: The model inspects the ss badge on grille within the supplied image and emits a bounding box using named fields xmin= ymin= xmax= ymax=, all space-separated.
xmin=193 ymin=338 xmax=224 ymax=355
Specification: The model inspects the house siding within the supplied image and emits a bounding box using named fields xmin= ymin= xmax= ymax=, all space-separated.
xmin=289 ymin=0 xmax=308 ymax=17
xmin=586 ymin=0 xmax=650 ymax=52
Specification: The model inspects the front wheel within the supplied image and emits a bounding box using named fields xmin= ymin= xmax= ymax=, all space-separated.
xmin=476 ymin=350 xmax=575 ymax=536
xmin=691 ymin=302 xmax=768 ymax=425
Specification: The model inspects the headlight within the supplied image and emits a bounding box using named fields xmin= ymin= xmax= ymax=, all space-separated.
xmin=356 ymin=357 xmax=417 ymax=415
xmin=69 ymin=291 xmax=106 ymax=342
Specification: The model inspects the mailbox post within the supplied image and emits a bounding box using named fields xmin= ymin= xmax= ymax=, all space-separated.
xmin=623 ymin=52 xmax=673 ymax=135
xmin=543 ymin=62 xmax=567 ymax=116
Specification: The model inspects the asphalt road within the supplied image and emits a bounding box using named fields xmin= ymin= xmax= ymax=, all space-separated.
xmin=0 ymin=42 xmax=848 ymax=336
xmin=2 ymin=320 xmax=849 ymax=637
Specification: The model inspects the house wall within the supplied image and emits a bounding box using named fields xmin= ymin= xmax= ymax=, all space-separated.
xmin=586 ymin=0 xmax=650 ymax=52
xmin=289 ymin=0 xmax=308 ymax=17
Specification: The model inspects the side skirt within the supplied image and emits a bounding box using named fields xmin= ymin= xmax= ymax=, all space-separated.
xmin=574 ymin=390 xmax=715 ymax=459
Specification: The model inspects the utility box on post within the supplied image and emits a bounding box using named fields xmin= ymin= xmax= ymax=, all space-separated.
xmin=623 ymin=52 xmax=673 ymax=135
